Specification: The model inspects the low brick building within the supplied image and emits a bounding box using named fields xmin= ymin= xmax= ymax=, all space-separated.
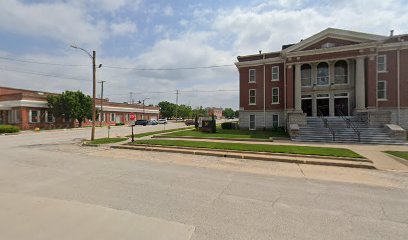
xmin=236 ymin=28 xmax=408 ymax=131
xmin=207 ymin=107 xmax=223 ymax=119
xmin=0 ymin=86 xmax=160 ymax=130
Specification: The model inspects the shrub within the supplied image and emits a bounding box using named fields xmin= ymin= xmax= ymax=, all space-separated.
xmin=0 ymin=125 xmax=20 ymax=133
xmin=115 ymin=123 xmax=125 ymax=126
xmin=221 ymin=122 xmax=239 ymax=130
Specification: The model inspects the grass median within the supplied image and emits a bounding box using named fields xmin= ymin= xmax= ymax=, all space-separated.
xmin=133 ymin=139 xmax=363 ymax=158
xmin=127 ymin=126 xmax=194 ymax=138
xmin=87 ymin=137 xmax=128 ymax=144
xmin=385 ymin=151 xmax=408 ymax=161
xmin=162 ymin=128 xmax=289 ymax=139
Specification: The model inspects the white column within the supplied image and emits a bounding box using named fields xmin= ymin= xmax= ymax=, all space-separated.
xmin=355 ymin=57 xmax=365 ymax=110
xmin=294 ymin=64 xmax=302 ymax=111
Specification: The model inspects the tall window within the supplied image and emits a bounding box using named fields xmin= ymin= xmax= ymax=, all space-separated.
xmin=29 ymin=110 xmax=40 ymax=123
xmin=272 ymin=87 xmax=279 ymax=104
xmin=45 ymin=111 xmax=55 ymax=123
xmin=110 ymin=113 xmax=115 ymax=122
xmin=317 ymin=62 xmax=329 ymax=85
xmin=334 ymin=60 xmax=348 ymax=84
xmin=377 ymin=55 xmax=386 ymax=72
xmin=301 ymin=64 xmax=312 ymax=86
xmin=98 ymin=112 xmax=105 ymax=122
xmin=271 ymin=66 xmax=279 ymax=81
xmin=249 ymin=89 xmax=256 ymax=105
xmin=377 ymin=80 xmax=387 ymax=100
xmin=249 ymin=69 xmax=256 ymax=82
xmin=272 ymin=114 xmax=279 ymax=128
xmin=7 ymin=110 xmax=20 ymax=124
xmin=249 ymin=115 xmax=256 ymax=130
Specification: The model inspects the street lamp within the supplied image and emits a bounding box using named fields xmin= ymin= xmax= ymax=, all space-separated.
xmin=141 ymin=97 xmax=150 ymax=120
xmin=70 ymin=45 xmax=102 ymax=141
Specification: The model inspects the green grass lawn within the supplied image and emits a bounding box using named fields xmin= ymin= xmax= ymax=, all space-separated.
xmin=133 ymin=139 xmax=363 ymax=158
xmin=127 ymin=126 xmax=194 ymax=138
xmin=385 ymin=151 xmax=408 ymax=161
xmin=162 ymin=128 xmax=289 ymax=139
xmin=87 ymin=137 xmax=128 ymax=144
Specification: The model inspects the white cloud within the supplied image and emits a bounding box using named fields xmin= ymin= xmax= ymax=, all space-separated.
xmin=110 ymin=21 xmax=137 ymax=36
xmin=163 ymin=5 xmax=174 ymax=16
xmin=0 ymin=0 xmax=106 ymax=48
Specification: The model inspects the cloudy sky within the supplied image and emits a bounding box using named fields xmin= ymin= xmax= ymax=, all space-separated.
xmin=1 ymin=0 xmax=407 ymax=109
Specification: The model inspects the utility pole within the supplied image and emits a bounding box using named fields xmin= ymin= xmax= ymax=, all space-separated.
xmin=70 ymin=45 xmax=102 ymax=141
xmin=98 ymin=81 xmax=106 ymax=127
xmin=175 ymin=89 xmax=179 ymax=122
xmin=129 ymin=92 xmax=133 ymax=104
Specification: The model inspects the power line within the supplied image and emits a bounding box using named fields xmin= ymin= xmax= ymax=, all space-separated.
xmin=0 ymin=66 xmax=87 ymax=82
xmin=103 ymin=64 xmax=235 ymax=71
xmin=0 ymin=56 xmax=89 ymax=67
xmin=0 ymin=55 xmax=234 ymax=71
xmin=106 ymin=89 xmax=238 ymax=96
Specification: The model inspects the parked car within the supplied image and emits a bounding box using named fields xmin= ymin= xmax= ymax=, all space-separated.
xmin=135 ymin=120 xmax=148 ymax=126
xmin=147 ymin=120 xmax=158 ymax=125
xmin=184 ymin=119 xmax=195 ymax=126
xmin=158 ymin=119 xmax=168 ymax=124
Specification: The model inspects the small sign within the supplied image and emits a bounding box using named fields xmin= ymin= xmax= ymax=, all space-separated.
xmin=129 ymin=113 xmax=136 ymax=121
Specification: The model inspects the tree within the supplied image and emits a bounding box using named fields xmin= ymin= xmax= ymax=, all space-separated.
xmin=158 ymin=101 xmax=176 ymax=119
xmin=223 ymin=108 xmax=235 ymax=119
xmin=194 ymin=114 xmax=199 ymax=129
xmin=192 ymin=106 xmax=208 ymax=117
xmin=211 ymin=113 xmax=216 ymax=133
xmin=47 ymin=91 xmax=92 ymax=127
xmin=177 ymin=104 xmax=192 ymax=119
xmin=234 ymin=110 xmax=240 ymax=118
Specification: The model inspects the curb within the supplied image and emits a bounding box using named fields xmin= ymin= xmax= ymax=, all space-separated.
xmin=124 ymin=143 xmax=369 ymax=162
xmin=152 ymin=135 xmax=277 ymax=142
xmin=111 ymin=145 xmax=376 ymax=170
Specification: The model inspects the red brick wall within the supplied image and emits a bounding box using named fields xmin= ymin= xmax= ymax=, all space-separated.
xmin=366 ymin=57 xmax=377 ymax=108
xmin=378 ymin=51 xmax=398 ymax=108
xmin=400 ymin=49 xmax=408 ymax=107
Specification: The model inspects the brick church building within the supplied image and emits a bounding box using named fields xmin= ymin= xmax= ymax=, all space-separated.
xmin=236 ymin=28 xmax=407 ymax=141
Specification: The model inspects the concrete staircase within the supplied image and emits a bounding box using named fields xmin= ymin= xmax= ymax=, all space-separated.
xmin=292 ymin=117 xmax=405 ymax=144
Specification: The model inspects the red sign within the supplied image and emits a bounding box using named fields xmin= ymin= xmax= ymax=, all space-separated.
xmin=129 ymin=113 xmax=136 ymax=121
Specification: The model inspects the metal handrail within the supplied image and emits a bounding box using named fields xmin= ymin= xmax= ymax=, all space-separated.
xmin=337 ymin=111 xmax=361 ymax=142
xmin=317 ymin=110 xmax=336 ymax=141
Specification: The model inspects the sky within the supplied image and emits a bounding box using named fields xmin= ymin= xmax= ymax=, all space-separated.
xmin=0 ymin=0 xmax=408 ymax=109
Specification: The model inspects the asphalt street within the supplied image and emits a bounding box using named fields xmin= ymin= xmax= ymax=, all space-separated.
xmin=0 ymin=124 xmax=408 ymax=239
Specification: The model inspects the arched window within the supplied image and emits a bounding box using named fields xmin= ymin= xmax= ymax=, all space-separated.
xmin=334 ymin=60 xmax=348 ymax=84
xmin=317 ymin=62 xmax=329 ymax=85
xmin=301 ymin=64 xmax=312 ymax=86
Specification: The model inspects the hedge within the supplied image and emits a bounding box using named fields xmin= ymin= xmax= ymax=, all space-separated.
xmin=0 ymin=125 xmax=20 ymax=133
xmin=221 ymin=121 xmax=239 ymax=129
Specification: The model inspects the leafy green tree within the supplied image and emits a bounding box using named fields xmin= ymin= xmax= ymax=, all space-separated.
xmin=192 ymin=106 xmax=208 ymax=117
xmin=223 ymin=108 xmax=235 ymax=118
xmin=234 ymin=110 xmax=239 ymax=118
xmin=177 ymin=104 xmax=192 ymax=119
xmin=158 ymin=101 xmax=176 ymax=119
xmin=211 ymin=113 xmax=216 ymax=133
xmin=194 ymin=115 xmax=199 ymax=129
xmin=47 ymin=91 xmax=92 ymax=127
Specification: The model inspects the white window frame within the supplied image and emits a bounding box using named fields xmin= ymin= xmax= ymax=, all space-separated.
xmin=272 ymin=87 xmax=279 ymax=104
xmin=272 ymin=114 xmax=279 ymax=128
xmin=29 ymin=110 xmax=40 ymax=123
xmin=377 ymin=55 xmax=387 ymax=73
xmin=249 ymin=114 xmax=256 ymax=130
xmin=317 ymin=62 xmax=330 ymax=86
xmin=249 ymin=69 xmax=256 ymax=83
xmin=98 ymin=112 xmax=105 ymax=122
xmin=377 ymin=80 xmax=387 ymax=100
xmin=249 ymin=89 xmax=256 ymax=105
xmin=45 ymin=111 xmax=55 ymax=123
xmin=301 ymin=64 xmax=312 ymax=87
xmin=110 ymin=113 xmax=115 ymax=122
xmin=271 ymin=66 xmax=279 ymax=81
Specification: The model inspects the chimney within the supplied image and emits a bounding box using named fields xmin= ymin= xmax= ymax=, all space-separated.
xmin=259 ymin=50 xmax=262 ymax=54
xmin=390 ymin=30 xmax=394 ymax=36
